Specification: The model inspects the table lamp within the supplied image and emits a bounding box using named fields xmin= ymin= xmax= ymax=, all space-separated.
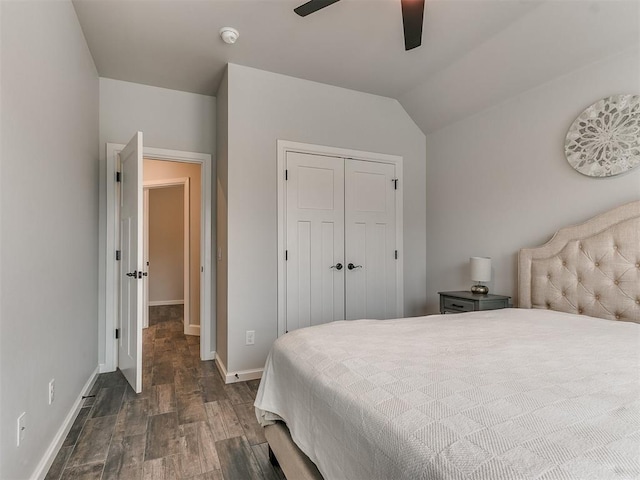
xmin=470 ymin=256 xmax=491 ymax=294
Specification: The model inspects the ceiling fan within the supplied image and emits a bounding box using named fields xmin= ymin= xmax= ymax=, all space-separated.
xmin=294 ymin=0 xmax=425 ymax=51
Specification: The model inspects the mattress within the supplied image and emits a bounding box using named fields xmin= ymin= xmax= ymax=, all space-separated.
xmin=254 ymin=309 xmax=640 ymax=479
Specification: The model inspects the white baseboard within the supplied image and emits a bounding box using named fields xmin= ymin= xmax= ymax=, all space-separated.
xmin=214 ymin=353 xmax=228 ymax=379
xmin=31 ymin=366 xmax=99 ymax=480
xmin=228 ymin=368 xmax=263 ymax=383
xmin=215 ymin=354 xmax=263 ymax=384
xmin=148 ymin=300 xmax=184 ymax=306
xmin=184 ymin=324 xmax=200 ymax=336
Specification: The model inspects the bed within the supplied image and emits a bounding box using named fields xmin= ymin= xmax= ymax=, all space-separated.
xmin=255 ymin=200 xmax=640 ymax=480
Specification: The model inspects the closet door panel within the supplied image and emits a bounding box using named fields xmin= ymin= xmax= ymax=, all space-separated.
xmin=285 ymin=152 xmax=345 ymax=331
xmin=345 ymin=159 xmax=397 ymax=320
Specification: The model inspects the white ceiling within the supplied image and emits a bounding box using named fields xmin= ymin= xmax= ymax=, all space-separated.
xmin=73 ymin=0 xmax=639 ymax=134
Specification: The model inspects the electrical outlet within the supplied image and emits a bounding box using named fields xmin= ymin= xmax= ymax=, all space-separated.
xmin=246 ymin=330 xmax=255 ymax=345
xmin=17 ymin=412 xmax=26 ymax=447
xmin=49 ymin=379 xmax=55 ymax=405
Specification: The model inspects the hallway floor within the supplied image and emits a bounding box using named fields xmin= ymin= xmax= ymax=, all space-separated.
xmin=45 ymin=305 xmax=284 ymax=480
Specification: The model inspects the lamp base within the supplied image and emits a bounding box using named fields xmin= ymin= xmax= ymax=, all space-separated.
xmin=470 ymin=284 xmax=489 ymax=295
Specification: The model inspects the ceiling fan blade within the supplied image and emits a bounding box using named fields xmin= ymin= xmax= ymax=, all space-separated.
xmin=401 ymin=0 xmax=425 ymax=50
xmin=294 ymin=0 xmax=341 ymax=17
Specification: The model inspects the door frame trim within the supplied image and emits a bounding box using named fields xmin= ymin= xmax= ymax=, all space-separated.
xmin=104 ymin=143 xmax=213 ymax=374
xmin=144 ymin=177 xmax=197 ymax=336
xmin=143 ymin=188 xmax=150 ymax=329
xmin=276 ymin=140 xmax=404 ymax=337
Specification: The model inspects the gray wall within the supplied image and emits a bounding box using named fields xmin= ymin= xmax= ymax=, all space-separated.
xmin=98 ymin=78 xmax=216 ymax=363
xmin=424 ymin=48 xmax=640 ymax=313
xmin=0 ymin=1 xmax=99 ymax=478
xmin=221 ymin=64 xmax=426 ymax=374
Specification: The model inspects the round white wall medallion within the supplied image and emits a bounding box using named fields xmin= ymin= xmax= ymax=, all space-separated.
xmin=565 ymin=94 xmax=640 ymax=177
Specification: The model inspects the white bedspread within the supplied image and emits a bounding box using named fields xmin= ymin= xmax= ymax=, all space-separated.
xmin=254 ymin=309 xmax=640 ymax=480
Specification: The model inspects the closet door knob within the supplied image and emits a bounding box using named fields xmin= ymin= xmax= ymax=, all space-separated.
xmin=330 ymin=263 xmax=343 ymax=271
xmin=347 ymin=263 xmax=362 ymax=270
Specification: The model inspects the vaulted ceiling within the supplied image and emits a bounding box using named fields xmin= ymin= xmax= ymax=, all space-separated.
xmin=73 ymin=0 xmax=639 ymax=134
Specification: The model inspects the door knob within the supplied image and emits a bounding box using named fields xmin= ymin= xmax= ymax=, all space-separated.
xmin=330 ymin=263 xmax=343 ymax=270
xmin=347 ymin=263 xmax=362 ymax=270
xmin=126 ymin=271 xmax=137 ymax=277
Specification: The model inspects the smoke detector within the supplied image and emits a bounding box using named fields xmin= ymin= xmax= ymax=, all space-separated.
xmin=220 ymin=27 xmax=239 ymax=45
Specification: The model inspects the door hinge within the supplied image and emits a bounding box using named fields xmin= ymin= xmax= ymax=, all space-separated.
xmin=285 ymin=169 xmax=288 ymax=180
xmin=115 ymin=328 xmax=120 ymax=339
xmin=392 ymin=178 xmax=398 ymax=190
xmin=285 ymin=250 xmax=288 ymax=261
xmin=116 ymin=171 xmax=121 ymax=182
xmin=115 ymin=250 xmax=121 ymax=261
xmin=395 ymin=250 xmax=398 ymax=260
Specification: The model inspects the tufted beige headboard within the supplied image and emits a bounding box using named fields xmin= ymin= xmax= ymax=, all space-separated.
xmin=519 ymin=201 xmax=640 ymax=323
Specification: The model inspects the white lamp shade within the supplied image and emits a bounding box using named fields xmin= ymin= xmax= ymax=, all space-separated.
xmin=470 ymin=257 xmax=491 ymax=282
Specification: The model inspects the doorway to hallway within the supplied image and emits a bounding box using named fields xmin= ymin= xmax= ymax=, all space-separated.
xmin=143 ymin=159 xmax=202 ymax=337
xmin=104 ymin=138 xmax=213 ymax=393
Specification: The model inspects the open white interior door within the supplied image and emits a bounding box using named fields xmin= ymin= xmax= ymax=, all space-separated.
xmin=119 ymin=132 xmax=144 ymax=393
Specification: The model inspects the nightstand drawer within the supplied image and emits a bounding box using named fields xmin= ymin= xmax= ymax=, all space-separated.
xmin=438 ymin=291 xmax=511 ymax=315
xmin=442 ymin=297 xmax=474 ymax=312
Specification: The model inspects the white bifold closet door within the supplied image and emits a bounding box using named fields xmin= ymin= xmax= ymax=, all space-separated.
xmin=285 ymin=152 xmax=397 ymax=332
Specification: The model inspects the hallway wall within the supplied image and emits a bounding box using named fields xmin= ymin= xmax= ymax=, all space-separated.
xmin=148 ymin=186 xmax=184 ymax=304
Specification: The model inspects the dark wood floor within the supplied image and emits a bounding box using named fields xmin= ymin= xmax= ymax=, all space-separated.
xmin=45 ymin=305 xmax=284 ymax=480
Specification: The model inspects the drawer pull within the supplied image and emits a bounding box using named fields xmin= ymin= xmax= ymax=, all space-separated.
xmin=451 ymin=303 xmax=465 ymax=309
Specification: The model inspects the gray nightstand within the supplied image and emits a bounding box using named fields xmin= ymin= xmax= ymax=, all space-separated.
xmin=438 ymin=291 xmax=511 ymax=314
